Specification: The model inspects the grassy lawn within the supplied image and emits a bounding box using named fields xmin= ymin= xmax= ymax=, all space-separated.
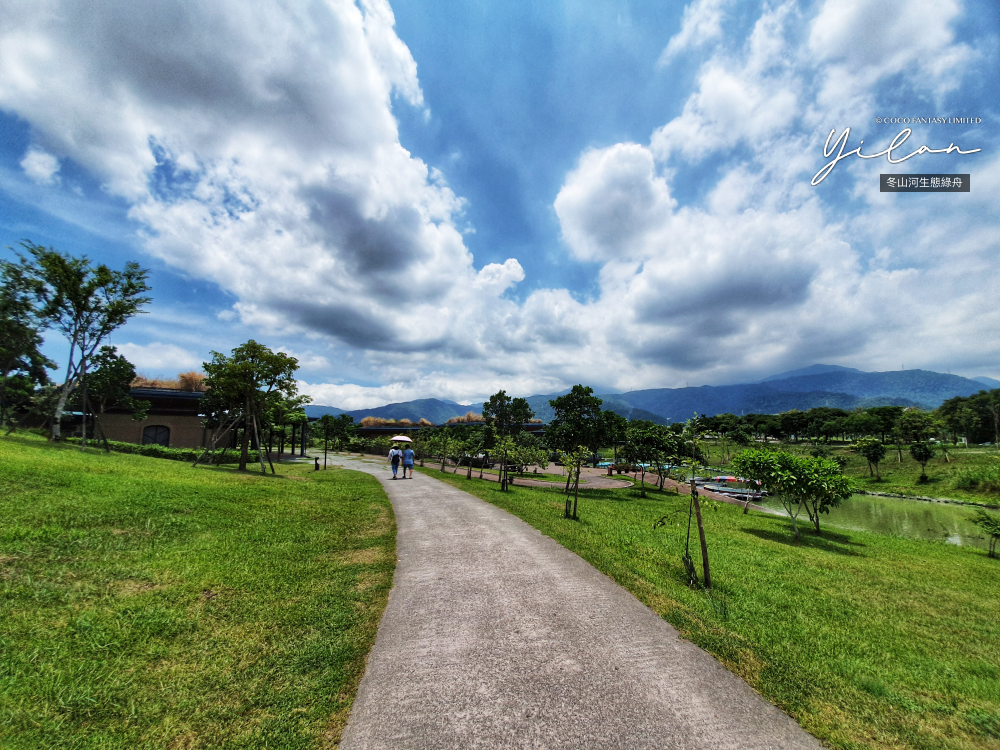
xmin=416 ymin=466 xmax=1000 ymax=750
xmin=702 ymin=442 xmax=1000 ymax=504
xmin=1 ymin=434 xmax=395 ymax=749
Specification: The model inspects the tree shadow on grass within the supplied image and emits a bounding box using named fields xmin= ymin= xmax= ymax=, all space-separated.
xmin=743 ymin=527 xmax=866 ymax=556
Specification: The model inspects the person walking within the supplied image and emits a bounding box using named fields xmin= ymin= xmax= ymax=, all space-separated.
xmin=388 ymin=445 xmax=403 ymax=479
xmin=402 ymin=445 xmax=415 ymax=478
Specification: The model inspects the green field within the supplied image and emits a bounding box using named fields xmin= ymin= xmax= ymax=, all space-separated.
xmin=701 ymin=442 xmax=1000 ymax=504
xmin=0 ymin=435 xmax=395 ymax=749
xmin=417 ymin=466 xmax=1000 ymax=750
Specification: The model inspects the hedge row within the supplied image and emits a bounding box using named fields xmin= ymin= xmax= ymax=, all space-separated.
xmin=66 ymin=438 xmax=260 ymax=465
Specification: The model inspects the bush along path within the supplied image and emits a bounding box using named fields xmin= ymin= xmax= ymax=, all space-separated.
xmin=330 ymin=455 xmax=819 ymax=750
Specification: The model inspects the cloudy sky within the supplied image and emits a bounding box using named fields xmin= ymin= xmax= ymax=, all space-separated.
xmin=1 ymin=0 xmax=997 ymax=408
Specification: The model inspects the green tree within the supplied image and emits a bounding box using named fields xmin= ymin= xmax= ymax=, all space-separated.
xmin=317 ymin=414 xmax=336 ymax=468
xmin=909 ymin=441 xmax=935 ymax=482
xmin=84 ymin=346 xmax=150 ymax=447
xmin=330 ymin=414 xmax=356 ymax=450
xmin=798 ymin=458 xmax=853 ymax=534
xmin=623 ymin=420 xmax=680 ymax=496
xmin=600 ymin=409 xmax=628 ymax=464
xmin=732 ymin=449 xmax=819 ymax=540
xmin=0 ymin=257 xmax=54 ymax=430
xmin=868 ymin=405 xmax=904 ymax=443
xmin=202 ymin=340 xmax=299 ymax=472
xmin=13 ymin=243 xmax=151 ymax=445
xmin=853 ymin=437 xmax=887 ymax=479
xmin=558 ymin=444 xmax=588 ymax=520
xmin=482 ymin=390 xmax=534 ymax=490
xmin=623 ymin=420 xmax=658 ymax=497
xmin=548 ymin=385 xmax=604 ymax=490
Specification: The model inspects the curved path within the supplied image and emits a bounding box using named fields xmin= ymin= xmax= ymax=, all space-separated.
xmin=334 ymin=457 xmax=818 ymax=749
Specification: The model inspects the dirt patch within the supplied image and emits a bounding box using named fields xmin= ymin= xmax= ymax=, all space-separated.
xmin=111 ymin=579 xmax=163 ymax=597
xmin=367 ymin=507 xmax=393 ymax=536
xmin=354 ymin=572 xmax=389 ymax=592
xmin=0 ymin=555 xmax=17 ymax=565
xmin=322 ymin=703 xmax=353 ymax=749
xmin=332 ymin=548 xmax=385 ymax=566
xmin=167 ymin=731 xmax=198 ymax=750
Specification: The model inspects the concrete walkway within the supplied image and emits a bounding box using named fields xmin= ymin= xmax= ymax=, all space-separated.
xmin=334 ymin=457 xmax=819 ymax=749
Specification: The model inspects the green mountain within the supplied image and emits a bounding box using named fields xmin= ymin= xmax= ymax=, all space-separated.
xmin=305 ymin=368 xmax=993 ymax=425
xmin=608 ymin=368 xmax=985 ymax=421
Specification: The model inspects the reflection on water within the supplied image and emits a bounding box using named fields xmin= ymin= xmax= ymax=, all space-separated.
xmin=761 ymin=494 xmax=991 ymax=550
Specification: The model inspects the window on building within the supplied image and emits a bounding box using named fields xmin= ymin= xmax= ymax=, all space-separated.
xmin=142 ymin=425 xmax=170 ymax=447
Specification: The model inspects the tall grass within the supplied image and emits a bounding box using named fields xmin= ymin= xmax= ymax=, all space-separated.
xmin=951 ymin=461 xmax=1000 ymax=492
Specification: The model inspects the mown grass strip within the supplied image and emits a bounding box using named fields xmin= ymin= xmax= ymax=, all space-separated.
xmin=416 ymin=466 xmax=1000 ymax=750
xmin=1 ymin=434 xmax=395 ymax=749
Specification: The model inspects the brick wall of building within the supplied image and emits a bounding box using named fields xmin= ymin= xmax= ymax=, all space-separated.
xmin=96 ymin=413 xmax=213 ymax=449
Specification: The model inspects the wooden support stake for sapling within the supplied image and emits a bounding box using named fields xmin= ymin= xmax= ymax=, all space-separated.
xmin=690 ymin=479 xmax=711 ymax=588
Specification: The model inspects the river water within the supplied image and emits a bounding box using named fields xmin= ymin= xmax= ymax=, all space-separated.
xmin=759 ymin=493 xmax=993 ymax=550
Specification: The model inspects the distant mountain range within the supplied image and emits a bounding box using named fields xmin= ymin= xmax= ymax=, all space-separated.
xmin=304 ymin=398 xmax=470 ymax=424
xmin=305 ymin=366 xmax=997 ymax=424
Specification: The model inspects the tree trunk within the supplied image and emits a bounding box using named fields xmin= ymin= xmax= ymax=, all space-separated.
xmin=51 ymin=341 xmax=79 ymax=441
xmin=239 ymin=399 xmax=251 ymax=471
xmin=571 ymin=466 xmax=580 ymax=519
xmin=79 ymin=355 xmax=89 ymax=450
xmin=564 ymin=468 xmax=572 ymax=493
xmin=564 ymin=470 xmax=573 ymax=518
xmin=251 ymin=411 xmax=268 ymax=474
xmin=806 ymin=501 xmax=821 ymax=534
xmin=690 ymin=480 xmax=711 ymax=588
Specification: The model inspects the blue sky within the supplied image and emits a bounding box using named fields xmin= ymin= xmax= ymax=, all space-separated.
xmin=1 ymin=0 xmax=998 ymax=408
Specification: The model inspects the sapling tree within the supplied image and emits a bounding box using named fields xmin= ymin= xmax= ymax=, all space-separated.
xmin=202 ymin=341 xmax=299 ymax=472
xmin=798 ymin=458 xmax=853 ymax=534
xmin=623 ymin=420 xmax=664 ymax=497
xmin=909 ymin=441 xmax=936 ymax=482
xmin=548 ymin=385 xmax=604 ymax=493
xmin=559 ymin=445 xmax=588 ymax=520
xmin=733 ymin=449 xmax=810 ymax=540
xmin=600 ymin=409 xmax=628 ymax=465
xmin=317 ymin=414 xmax=338 ymax=468
xmin=482 ymin=390 xmax=534 ymax=491
xmin=83 ymin=346 xmax=150 ymax=448
xmin=853 ymin=437 xmax=887 ymax=479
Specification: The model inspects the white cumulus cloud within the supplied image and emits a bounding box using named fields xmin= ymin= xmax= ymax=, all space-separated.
xmin=20 ymin=147 xmax=60 ymax=184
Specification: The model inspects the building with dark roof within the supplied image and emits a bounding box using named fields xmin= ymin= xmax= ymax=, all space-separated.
xmin=97 ymin=388 xmax=215 ymax=449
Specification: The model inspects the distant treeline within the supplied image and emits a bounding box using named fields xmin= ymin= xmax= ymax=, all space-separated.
xmin=697 ymin=390 xmax=1000 ymax=445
